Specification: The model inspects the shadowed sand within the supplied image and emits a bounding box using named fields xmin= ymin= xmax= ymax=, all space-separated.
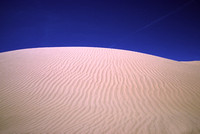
xmin=0 ymin=47 xmax=200 ymax=134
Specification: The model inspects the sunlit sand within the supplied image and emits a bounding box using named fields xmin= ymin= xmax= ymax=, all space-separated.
xmin=0 ymin=47 xmax=200 ymax=134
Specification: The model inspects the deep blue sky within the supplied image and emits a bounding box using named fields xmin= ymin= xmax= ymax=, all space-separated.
xmin=0 ymin=0 xmax=200 ymax=61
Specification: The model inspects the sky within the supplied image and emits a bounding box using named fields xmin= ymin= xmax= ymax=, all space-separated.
xmin=0 ymin=0 xmax=200 ymax=61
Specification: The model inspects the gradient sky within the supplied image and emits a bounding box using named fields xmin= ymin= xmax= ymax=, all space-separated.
xmin=0 ymin=0 xmax=200 ymax=61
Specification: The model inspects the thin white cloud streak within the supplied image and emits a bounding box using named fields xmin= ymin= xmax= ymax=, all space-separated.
xmin=133 ymin=0 xmax=195 ymax=34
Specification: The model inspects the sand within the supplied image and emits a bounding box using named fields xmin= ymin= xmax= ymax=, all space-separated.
xmin=0 ymin=47 xmax=200 ymax=134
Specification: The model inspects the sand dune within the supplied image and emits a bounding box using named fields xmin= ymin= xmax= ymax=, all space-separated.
xmin=0 ymin=47 xmax=200 ymax=134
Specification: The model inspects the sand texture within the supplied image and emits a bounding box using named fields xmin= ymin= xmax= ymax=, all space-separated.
xmin=0 ymin=47 xmax=200 ymax=134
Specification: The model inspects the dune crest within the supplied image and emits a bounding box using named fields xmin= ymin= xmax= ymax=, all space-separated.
xmin=0 ymin=47 xmax=200 ymax=134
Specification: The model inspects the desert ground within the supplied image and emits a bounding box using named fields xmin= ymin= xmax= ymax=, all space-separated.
xmin=0 ymin=47 xmax=200 ymax=134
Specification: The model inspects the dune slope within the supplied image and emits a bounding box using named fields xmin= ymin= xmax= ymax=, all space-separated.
xmin=0 ymin=47 xmax=200 ymax=134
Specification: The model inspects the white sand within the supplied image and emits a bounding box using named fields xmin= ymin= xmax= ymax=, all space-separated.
xmin=0 ymin=47 xmax=200 ymax=134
